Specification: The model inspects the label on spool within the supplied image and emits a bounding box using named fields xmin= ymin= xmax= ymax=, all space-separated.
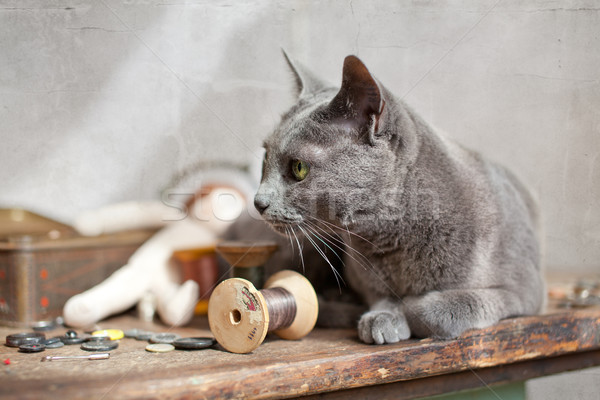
xmin=239 ymin=287 xmax=260 ymax=316
xmin=208 ymin=277 xmax=269 ymax=354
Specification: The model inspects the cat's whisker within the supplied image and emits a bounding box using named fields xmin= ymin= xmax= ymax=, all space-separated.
xmin=302 ymin=223 xmax=345 ymax=267
xmin=298 ymin=224 xmax=345 ymax=290
xmin=284 ymin=224 xmax=295 ymax=259
xmin=305 ymin=215 xmax=384 ymax=254
xmin=303 ymin=218 xmax=344 ymax=244
xmin=304 ymin=217 xmax=378 ymax=266
xmin=303 ymin=220 xmax=375 ymax=273
xmin=289 ymin=224 xmax=306 ymax=273
xmin=343 ymin=222 xmax=353 ymax=246
xmin=298 ymin=224 xmax=335 ymax=269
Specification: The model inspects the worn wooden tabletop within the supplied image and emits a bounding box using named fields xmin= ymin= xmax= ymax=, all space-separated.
xmin=1 ymin=300 xmax=599 ymax=399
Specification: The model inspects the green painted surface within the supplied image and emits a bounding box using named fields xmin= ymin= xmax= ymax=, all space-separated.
xmin=419 ymin=381 xmax=525 ymax=400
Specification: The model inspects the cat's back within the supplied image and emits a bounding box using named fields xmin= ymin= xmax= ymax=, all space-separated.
xmin=436 ymin=130 xmax=539 ymax=240
xmin=435 ymin=131 xmax=543 ymax=307
xmin=422 ymin=127 xmax=537 ymax=249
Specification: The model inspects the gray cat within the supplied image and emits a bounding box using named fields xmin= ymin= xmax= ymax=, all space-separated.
xmin=235 ymin=53 xmax=545 ymax=344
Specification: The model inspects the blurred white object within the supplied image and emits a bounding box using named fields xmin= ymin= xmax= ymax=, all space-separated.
xmin=138 ymin=292 xmax=158 ymax=322
xmin=73 ymin=201 xmax=169 ymax=236
xmin=63 ymin=177 xmax=253 ymax=327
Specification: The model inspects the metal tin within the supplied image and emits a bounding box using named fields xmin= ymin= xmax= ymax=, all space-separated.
xmin=0 ymin=209 xmax=154 ymax=327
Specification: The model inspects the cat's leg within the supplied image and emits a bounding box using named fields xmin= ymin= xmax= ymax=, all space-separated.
xmin=358 ymin=298 xmax=411 ymax=344
xmin=402 ymin=288 xmax=529 ymax=339
xmin=318 ymin=296 xmax=367 ymax=328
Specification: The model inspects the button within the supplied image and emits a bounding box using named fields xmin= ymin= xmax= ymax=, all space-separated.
xmin=145 ymin=343 xmax=175 ymax=353
xmin=80 ymin=340 xmax=119 ymax=352
xmin=61 ymin=337 xmax=85 ymax=345
xmin=91 ymin=329 xmax=124 ymax=341
xmin=65 ymin=330 xmax=78 ymax=338
xmin=59 ymin=330 xmax=85 ymax=345
xmin=19 ymin=343 xmax=46 ymax=353
xmin=134 ymin=331 xmax=154 ymax=341
xmin=149 ymin=333 xmax=180 ymax=344
xmin=5 ymin=332 xmax=45 ymax=348
xmin=124 ymin=329 xmax=141 ymax=338
xmin=43 ymin=337 xmax=61 ymax=345
xmin=44 ymin=339 xmax=65 ymax=349
xmin=172 ymin=337 xmax=216 ymax=350
xmin=31 ymin=320 xmax=56 ymax=332
xmin=85 ymin=335 xmax=110 ymax=342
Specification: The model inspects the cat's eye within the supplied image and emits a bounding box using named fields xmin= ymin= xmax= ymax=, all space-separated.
xmin=291 ymin=159 xmax=310 ymax=181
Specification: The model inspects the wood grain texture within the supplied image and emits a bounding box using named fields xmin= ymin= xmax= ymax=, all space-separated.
xmin=301 ymin=350 xmax=600 ymax=400
xmin=1 ymin=306 xmax=599 ymax=400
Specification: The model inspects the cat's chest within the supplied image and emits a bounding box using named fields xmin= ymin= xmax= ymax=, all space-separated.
xmin=343 ymin=245 xmax=441 ymax=303
xmin=343 ymin=250 xmax=403 ymax=302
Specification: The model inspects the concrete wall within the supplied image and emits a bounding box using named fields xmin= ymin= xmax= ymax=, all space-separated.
xmin=1 ymin=0 xmax=599 ymax=273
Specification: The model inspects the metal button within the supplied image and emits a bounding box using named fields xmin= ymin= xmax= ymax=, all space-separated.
xmin=5 ymin=332 xmax=45 ymax=348
xmin=149 ymin=333 xmax=181 ymax=344
xmin=172 ymin=337 xmax=216 ymax=350
xmin=80 ymin=340 xmax=119 ymax=352
xmin=134 ymin=331 xmax=154 ymax=341
xmin=19 ymin=343 xmax=46 ymax=353
xmin=60 ymin=330 xmax=85 ymax=345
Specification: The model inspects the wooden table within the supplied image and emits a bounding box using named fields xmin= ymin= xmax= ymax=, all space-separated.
xmin=1 ymin=300 xmax=599 ymax=399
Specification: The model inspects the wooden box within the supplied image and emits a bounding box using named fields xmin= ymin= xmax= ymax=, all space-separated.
xmin=0 ymin=209 xmax=154 ymax=327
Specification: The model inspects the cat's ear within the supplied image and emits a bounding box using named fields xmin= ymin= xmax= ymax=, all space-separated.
xmin=328 ymin=55 xmax=385 ymax=145
xmin=282 ymin=49 xmax=328 ymax=98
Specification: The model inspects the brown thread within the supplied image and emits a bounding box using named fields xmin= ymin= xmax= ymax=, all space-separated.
xmin=260 ymin=287 xmax=297 ymax=331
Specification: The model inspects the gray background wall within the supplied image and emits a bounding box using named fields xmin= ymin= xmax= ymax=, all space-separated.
xmin=1 ymin=1 xmax=598 ymax=269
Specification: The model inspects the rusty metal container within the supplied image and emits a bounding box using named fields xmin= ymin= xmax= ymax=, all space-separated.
xmin=0 ymin=209 xmax=154 ymax=327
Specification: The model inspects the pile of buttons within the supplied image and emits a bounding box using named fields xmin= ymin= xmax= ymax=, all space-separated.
xmin=5 ymin=327 xmax=217 ymax=357
xmin=124 ymin=329 xmax=216 ymax=353
xmin=5 ymin=329 xmax=117 ymax=353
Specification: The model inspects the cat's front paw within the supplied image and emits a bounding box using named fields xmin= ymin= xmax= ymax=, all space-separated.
xmin=358 ymin=310 xmax=410 ymax=344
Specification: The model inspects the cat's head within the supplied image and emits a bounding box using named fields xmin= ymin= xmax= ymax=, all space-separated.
xmin=255 ymin=53 xmax=416 ymax=235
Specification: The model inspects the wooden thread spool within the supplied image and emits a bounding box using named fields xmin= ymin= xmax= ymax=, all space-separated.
xmin=215 ymin=241 xmax=278 ymax=289
xmin=208 ymin=270 xmax=319 ymax=354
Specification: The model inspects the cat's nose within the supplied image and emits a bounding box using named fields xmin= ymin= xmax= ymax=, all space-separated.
xmin=254 ymin=196 xmax=270 ymax=214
